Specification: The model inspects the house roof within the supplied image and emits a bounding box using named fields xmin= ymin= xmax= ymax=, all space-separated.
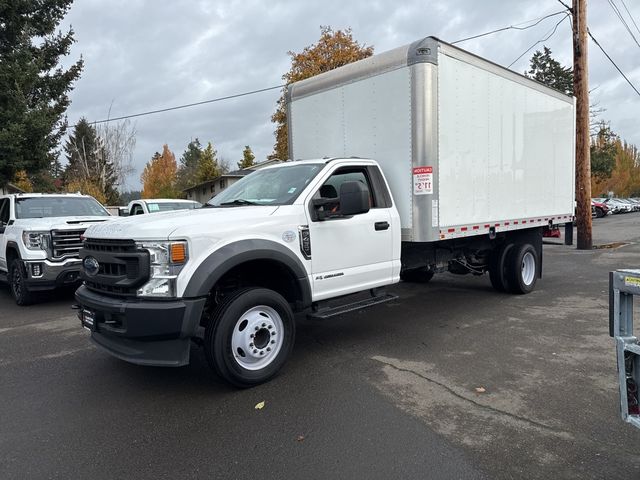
xmin=183 ymin=159 xmax=281 ymax=193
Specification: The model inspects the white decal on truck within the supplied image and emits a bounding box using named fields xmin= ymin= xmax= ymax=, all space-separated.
xmin=432 ymin=200 xmax=439 ymax=227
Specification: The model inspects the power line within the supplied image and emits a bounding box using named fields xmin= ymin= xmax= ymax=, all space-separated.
xmin=620 ymin=0 xmax=640 ymax=37
xmin=607 ymin=0 xmax=640 ymax=48
xmin=451 ymin=10 xmax=567 ymax=44
xmin=70 ymin=84 xmax=285 ymax=129
xmin=508 ymin=13 xmax=570 ymax=68
xmin=588 ymin=29 xmax=640 ymax=97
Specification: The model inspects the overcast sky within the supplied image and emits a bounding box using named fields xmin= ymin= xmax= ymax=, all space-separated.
xmin=61 ymin=0 xmax=640 ymax=191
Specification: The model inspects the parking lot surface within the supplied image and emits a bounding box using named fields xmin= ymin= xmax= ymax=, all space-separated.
xmin=2 ymin=214 xmax=640 ymax=479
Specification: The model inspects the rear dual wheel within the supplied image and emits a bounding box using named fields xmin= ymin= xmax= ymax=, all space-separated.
xmin=489 ymin=243 xmax=538 ymax=294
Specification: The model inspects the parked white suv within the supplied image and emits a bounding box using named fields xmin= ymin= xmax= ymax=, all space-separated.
xmin=0 ymin=193 xmax=112 ymax=305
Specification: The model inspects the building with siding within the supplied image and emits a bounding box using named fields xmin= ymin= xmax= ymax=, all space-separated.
xmin=184 ymin=159 xmax=281 ymax=204
xmin=0 ymin=183 xmax=25 ymax=195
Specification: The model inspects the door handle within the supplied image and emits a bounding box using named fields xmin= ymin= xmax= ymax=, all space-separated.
xmin=374 ymin=221 xmax=390 ymax=231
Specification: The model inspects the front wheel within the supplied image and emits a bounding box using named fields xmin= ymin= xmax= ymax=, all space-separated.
xmin=204 ymin=288 xmax=295 ymax=388
xmin=595 ymin=207 xmax=605 ymax=218
xmin=9 ymin=259 xmax=34 ymax=306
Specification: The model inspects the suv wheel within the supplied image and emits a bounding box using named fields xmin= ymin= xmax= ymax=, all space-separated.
xmin=9 ymin=259 xmax=34 ymax=306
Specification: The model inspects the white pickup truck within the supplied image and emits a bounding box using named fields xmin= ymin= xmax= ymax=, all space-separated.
xmin=74 ymin=37 xmax=575 ymax=387
xmin=0 ymin=193 xmax=112 ymax=305
xmin=126 ymin=199 xmax=201 ymax=216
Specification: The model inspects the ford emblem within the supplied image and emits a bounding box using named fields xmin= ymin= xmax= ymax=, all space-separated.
xmin=83 ymin=256 xmax=100 ymax=277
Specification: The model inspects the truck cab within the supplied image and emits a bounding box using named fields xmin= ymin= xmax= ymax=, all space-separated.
xmin=75 ymin=158 xmax=400 ymax=386
xmin=0 ymin=193 xmax=112 ymax=305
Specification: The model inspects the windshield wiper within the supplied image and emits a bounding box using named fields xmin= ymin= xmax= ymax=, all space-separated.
xmin=219 ymin=199 xmax=259 ymax=206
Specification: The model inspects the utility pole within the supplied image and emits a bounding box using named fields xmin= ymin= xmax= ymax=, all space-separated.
xmin=573 ymin=0 xmax=592 ymax=249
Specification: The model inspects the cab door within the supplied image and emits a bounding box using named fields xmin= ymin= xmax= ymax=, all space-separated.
xmin=306 ymin=164 xmax=395 ymax=301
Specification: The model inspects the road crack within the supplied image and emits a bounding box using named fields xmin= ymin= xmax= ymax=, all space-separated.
xmin=374 ymin=356 xmax=566 ymax=435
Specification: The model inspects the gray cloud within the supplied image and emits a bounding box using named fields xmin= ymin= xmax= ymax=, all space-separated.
xmin=62 ymin=0 xmax=640 ymax=191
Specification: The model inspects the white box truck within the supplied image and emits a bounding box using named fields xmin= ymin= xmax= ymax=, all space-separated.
xmin=74 ymin=37 xmax=575 ymax=387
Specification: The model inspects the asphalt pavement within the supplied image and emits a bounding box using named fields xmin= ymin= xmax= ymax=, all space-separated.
xmin=2 ymin=214 xmax=640 ymax=479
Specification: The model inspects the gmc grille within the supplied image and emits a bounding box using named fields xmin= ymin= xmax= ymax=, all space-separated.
xmin=51 ymin=229 xmax=85 ymax=259
xmin=80 ymin=238 xmax=150 ymax=297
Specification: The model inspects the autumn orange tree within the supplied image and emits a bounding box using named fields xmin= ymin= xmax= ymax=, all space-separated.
xmin=270 ymin=26 xmax=373 ymax=160
xmin=591 ymin=135 xmax=640 ymax=197
xmin=141 ymin=144 xmax=179 ymax=198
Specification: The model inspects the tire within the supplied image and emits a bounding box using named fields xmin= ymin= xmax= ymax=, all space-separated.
xmin=9 ymin=259 xmax=34 ymax=306
xmin=596 ymin=207 xmax=605 ymax=218
xmin=400 ymin=268 xmax=434 ymax=283
xmin=204 ymin=288 xmax=295 ymax=388
xmin=504 ymin=243 xmax=538 ymax=295
xmin=488 ymin=243 xmax=513 ymax=292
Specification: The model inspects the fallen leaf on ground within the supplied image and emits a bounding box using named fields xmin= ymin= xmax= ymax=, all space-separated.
xmin=474 ymin=387 xmax=486 ymax=393
xmin=296 ymin=435 xmax=305 ymax=442
xmin=255 ymin=401 xmax=265 ymax=410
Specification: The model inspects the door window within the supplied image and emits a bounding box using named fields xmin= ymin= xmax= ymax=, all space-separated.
xmin=132 ymin=204 xmax=144 ymax=215
xmin=0 ymin=199 xmax=9 ymax=225
xmin=311 ymin=167 xmax=377 ymax=218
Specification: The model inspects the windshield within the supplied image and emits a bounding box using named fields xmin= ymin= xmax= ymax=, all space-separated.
xmin=147 ymin=202 xmax=201 ymax=212
xmin=16 ymin=197 xmax=110 ymax=219
xmin=207 ymin=164 xmax=324 ymax=207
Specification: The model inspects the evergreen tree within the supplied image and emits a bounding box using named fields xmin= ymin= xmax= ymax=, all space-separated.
xmin=176 ymin=138 xmax=203 ymax=190
xmin=590 ymin=122 xmax=617 ymax=181
xmin=525 ymin=46 xmax=573 ymax=95
xmin=0 ymin=0 xmax=84 ymax=186
xmin=64 ymin=118 xmax=100 ymax=180
xmin=238 ymin=145 xmax=256 ymax=169
xmin=196 ymin=142 xmax=221 ymax=183
xmin=64 ymin=118 xmax=119 ymax=204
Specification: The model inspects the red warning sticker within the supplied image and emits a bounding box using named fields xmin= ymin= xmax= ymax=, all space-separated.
xmin=413 ymin=166 xmax=433 ymax=195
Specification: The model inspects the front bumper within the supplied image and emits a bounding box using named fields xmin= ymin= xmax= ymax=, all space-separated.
xmin=24 ymin=258 xmax=82 ymax=291
xmin=75 ymin=285 xmax=206 ymax=367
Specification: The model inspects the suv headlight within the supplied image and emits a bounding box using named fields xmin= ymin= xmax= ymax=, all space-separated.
xmin=136 ymin=241 xmax=188 ymax=298
xmin=22 ymin=231 xmax=51 ymax=251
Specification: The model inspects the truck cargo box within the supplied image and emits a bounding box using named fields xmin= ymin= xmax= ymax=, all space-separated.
xmin=287 ymin=36 xmax=576 ymax=242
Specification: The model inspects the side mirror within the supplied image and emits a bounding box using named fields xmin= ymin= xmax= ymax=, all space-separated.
xmin=339 ymin=181 xmax=370 ymax=216
xmin=0 ymin=226 xmax=5 ymax=234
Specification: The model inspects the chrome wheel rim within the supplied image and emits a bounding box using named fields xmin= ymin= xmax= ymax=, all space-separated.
xmin=521 ymin=252 xmax=536 ymax=286
xmin=231 ymin=305 xmax=284 ymax=370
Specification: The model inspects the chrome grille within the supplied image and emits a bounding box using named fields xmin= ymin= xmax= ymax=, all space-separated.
xmin=51 ymin=229 xmax=86 ymax=259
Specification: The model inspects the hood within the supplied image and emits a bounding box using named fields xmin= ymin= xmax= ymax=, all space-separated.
xmin=84 ymin=206 xmax=280 ymax=240
xmin=15 ymin=216 xmax=114 ymax=231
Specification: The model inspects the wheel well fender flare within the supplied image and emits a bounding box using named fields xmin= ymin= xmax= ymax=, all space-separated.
xmin=183 ymin=239 xmax=311 ymax=307
xmin=6 ymin=241 xmax=21 ymax=262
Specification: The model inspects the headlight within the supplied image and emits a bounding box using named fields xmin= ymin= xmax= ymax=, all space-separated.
xmin=136 ymin=241 xmax=188 ymax=298
xmin=22 ymin=231 xmax=51 ymax=251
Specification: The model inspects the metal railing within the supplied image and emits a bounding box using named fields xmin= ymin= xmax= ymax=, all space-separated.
xmin=610 ymin=269 xmax=640 ymax=429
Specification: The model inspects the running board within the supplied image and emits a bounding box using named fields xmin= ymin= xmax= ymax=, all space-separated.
xmin=307 ymin=293 xmax=398 ymax=320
